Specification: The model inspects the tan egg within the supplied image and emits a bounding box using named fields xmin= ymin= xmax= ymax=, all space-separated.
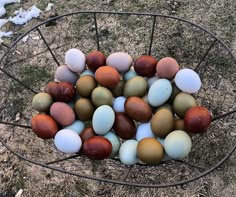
xmin=74 ymin=98 xmax=95 ymax=121
xmin=76 ymin=75 xmax=97 ymax=97
xmin=174 ymin=119 xmax=185 ymax=131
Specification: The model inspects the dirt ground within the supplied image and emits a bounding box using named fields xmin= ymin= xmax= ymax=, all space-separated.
xmin=0 ymin=0 xmax=236 ymax=196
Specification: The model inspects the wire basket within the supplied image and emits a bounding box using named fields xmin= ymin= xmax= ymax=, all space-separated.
xmin=0 ymin=11 xmax=236 ymax=188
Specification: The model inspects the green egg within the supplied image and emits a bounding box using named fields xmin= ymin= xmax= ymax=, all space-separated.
xmin=154 ymin=103 xmax=174 ymax=114
xmin=110 ymin=80 xmax=125 ymax=97
xmin=168 ymin=82 xmax=181 ymax=104
xmin=32 ymin=92 xmax=53 ymax=112
xmin=91 ymin=87 xmax=113 ymax=107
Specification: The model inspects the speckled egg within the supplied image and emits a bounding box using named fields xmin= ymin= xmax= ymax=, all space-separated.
xmin=55 ymin=65 xmax=79 ymax=85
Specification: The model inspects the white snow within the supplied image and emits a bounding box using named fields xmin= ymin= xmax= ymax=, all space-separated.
xmin=45 ymin=3 xmax=54 ymax=12
xmin=0 ymin=0 xmax=20 ymax=7
xmin=0 ymin=6 xmax=6 ymax=17
xmin=0 ymin=19 xmax=9 ymax=28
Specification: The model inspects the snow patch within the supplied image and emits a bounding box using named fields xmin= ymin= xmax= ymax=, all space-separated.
xmin=45 ymin=3 xmax=54 ymax=12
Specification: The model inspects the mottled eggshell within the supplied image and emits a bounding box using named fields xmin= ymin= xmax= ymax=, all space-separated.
xmin=74 ymin=98 xmax=95 ymax=121
xmin=173 ymin=92 xmax=197 ymax=118
xmin=151 ymin=109 xmax=174 ymax=138
xmin=32 ymin=92 xmax=53 ymax=112
xmin=136 ymin=122 xmax=156 ymax=141
xmin=92 ymin=105 xmax=115 ymax=135
xmin=113 ymin=112 xmax=136 ymax=139
xmin=164 ymin=130 xmax=192 ymax=159
xmin=156 ymin=57 xmax=179 ymax=79
xmin=103 ymin=131 xmax=121 ymax=158
xmin=55 ymin=65 xmax=79 ymax=85
xmin=76 ymin=75 xmax=97 ymax=97
xmin=86 ymin=50 xmax=106 ymax=72
xmin=65 ymin=48 xmax=86 ymax=73
xmin=113 ymin=96 xmax=126 ymax=112
xmin=106 ymin=52 xmax=133 ymax=73
xmin=91 ymin=87 xmax=113 ymax=107
xmin=64 ymin=120 xmax=85 ymax=135
xmin=110 ymin=80 xmax=125 ymax=97
xmin=125 ymin=97 xmax=152 ymax=122
xmin=175 ymin=68 xmax=201 ymax=93
xmin=95 ymin=66 xmax=120 ymax=88
xmin=123 ymin=69 xmax=137 ymax=81
xmin=123 ymin=76 xmax=148 ymax=98
xmin=82 ymin=136 xmax=112 ymax=160
xmin=80 ymin=126 xmax=96 ymax=143
xmin=31 ymin=114 xmax=58 ymax=139
xmin=137 ymin=138 xmax=164 ymax=164
xmin=50 ymin=102 xmax=75 ymax=126
xmin=134 ymin=55 xmax=157 ymax=77
xmin=148 ymin=79 xmax=172 ymax=107
xmin=119 ymin=139 xmax=139 ymax=165
xmin=184 ymin=106 xmax=212 ymax=133
xmin=54 ymin=129 xmax=82 ymax=154
xmin=80 ymin=69 xmax=95 ymax=77
xmin=174 ymin=119 xmax=185 ymax=131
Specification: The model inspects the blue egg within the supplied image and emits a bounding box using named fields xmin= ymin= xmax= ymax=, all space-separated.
xmin=123 ymin=69 xmax=137 ymax=81
xmin=64 ymin=120 xmax=85 ymax=135
xmin=103 ymin=131 xmax=121 ymax=158
xmin=80 ymin=69 xmax=95 ymax=77
xmin=136 ymin=122 xmax=156 ymax=141
xmin=157 ymin=137 xmax=172 ymax=161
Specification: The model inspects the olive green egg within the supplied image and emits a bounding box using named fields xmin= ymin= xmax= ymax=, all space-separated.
xmin=76 ymin=75 xmax=97 ymax=97
xmin=75 ymin=98 xmax=95 ymax=121
xmin=110 ymin=80 xmax=125 ymax=97
xmin=123 ymin=76 xmax=148 ymax=98
xmin=173 ymin=92 xmax=197 ymax=118
xmin=154 ymin=103 xmax=174 ymax=114
xmin=91 ymin=87 xmax=113 ymax=107
xmin=32 ymin=92 xmax=53 ymax=112
xmin=168 ymin=82 xmax=181 ymax=104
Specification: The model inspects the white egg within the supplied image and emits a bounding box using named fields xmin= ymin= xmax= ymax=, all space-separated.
xmin=54 ymin=129 xmax=82 ymax=154
xmin=80 ymin=69 xmax=95 ymax=77
xmin=55 ymin=65 xmax=79 ymax=84
xmin=164 ymin=130 xmax=192 ymax=159
xmin=157 ymin=137 xmax=172 ymax=161
xmin=65 ymin=48 xmax=86 ymax=73
xmin=92 ymin=105 xmax=115 ymax=135
xmin=147 ymin=75 xmax=160 ymax=88
xmin=136 ymin=122 xmax=156 ymax=141
xmin=113 ymin=96 xmax=126 ymax=112
xmin=123 ymin=69 xmax=137 ymax=81
xmin=119 ymin=139 xmax=139 ymax=165
xmin=148 ymin=79 xmax=172 ymax=107
xmin=103 ymin=131 xmax=121 ymax=158
xmin=175 ymin=68 xmax=201 ymax=93
xmin=64 ymin=120 xmax=85 ymax=135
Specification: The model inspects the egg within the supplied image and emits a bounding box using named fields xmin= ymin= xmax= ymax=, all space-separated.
xmin=148 ymin=79 xmax=172 ymax=107
xmin=136 ymin=122 xmax=156 ymax=141
xmin=125 ymin=97 xmax=152 ymax=122
xmin=113 ymin=96 xmax=126 ymax=112
xmin=110 ymin=80 xmax=125 ymax=97
xmin=175 ymin=68 xmax=201 ymax=93
xmin=164 ymin=130 xmax=192 ymax=159
xmin=167 ymin=82 xmax=181 ymax=104
xmin=82 ymin=136 xmax=112 ymax=160
xmin=119 ymin=139 xmax=139 ymax=165
xmin=95 ymin=66 xmax=120 ymax=88
xmin=80 ymin=69 xmax=95 ymax=77
xmin=157 ymin=137 xmax=172 ymax=161
xmin=155 ymin=103 xmax=174 ymax=114
xmin=80 ymin=126 xmax=96 ymax=143
xmin=92 ymin=105 xmax=115 ymax=135
xmin=65 ymin=48 xmax=86 ymax=73
xmin=156 ymin=57 xmax=179 ymax=79
xmin=123 ymin=76 xmax=148 ymax=98
xmin=113 ymin=112 xmax=136 ymax=139
xmin=64 ymin=120 xmax=85 ymax=135
xmin=184 ymin=106 xmax=212 ymax=133
xmin=174 ymin=119 xmax=185 ymax=131
xmin=134 ymin=55 xmax=157 ymax=77
xmin=103 ymin=131 xmax=121 ymax=158
xmin=31 ymin=114 xmax=58 ymax=139
xmin=151 ymin=109 xmax=174 ymax=138
xmin=76 ymin=75 xmax=97 ymax=97
xmin=106 ymin=52 xmax=133 ymax=73
xmin=91 ymin=87 xmax=113 ymax=107
xmin=173 ymin=92 xmax=197 ymax=118
xmin=123 ymin=69 xmax=137 ymax=81
xmin=50 ymin=102 xmax=75 ymax=126
xmin=32 ymin=92 xmax=53 ymax=112
xmin=137 ymin=138 xmax=164 ymax=164
xmin=55 ymin=65 xmax=79 ymax=85
xmin=54 ymin=129 xmax=82 ymax=154
xmin=147 ymin=75 xmax=160 ymax=88
xmin=86 ymin=50 xmax=106 ymax=72
xmin=74 ymin=98 xmax=95 ymax=121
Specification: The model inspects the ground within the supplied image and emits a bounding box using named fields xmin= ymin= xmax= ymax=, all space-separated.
xmin=0 ymin=0 xmax=236 ymax=196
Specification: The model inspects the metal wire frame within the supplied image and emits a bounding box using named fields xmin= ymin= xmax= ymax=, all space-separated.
xmin=0 ymin=11 xmax=236 ymax=188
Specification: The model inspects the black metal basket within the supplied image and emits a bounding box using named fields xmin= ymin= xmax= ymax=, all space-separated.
xmin=0 ymin=11 xmax=235 ymax=188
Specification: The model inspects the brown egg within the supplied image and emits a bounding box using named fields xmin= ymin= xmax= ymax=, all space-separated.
xmin=80 ymin=126 xmax=96 ymax=143
xmin=125 ymin=97 xmax=152 ymax=122
xmin=137 ymin=138 xmax=164 ymax=164
xmin=82 ymin=136 xmax=112 ymax=160
xmin=45 ymin=81 xmax=75 ymax=102
xmin=184 ymin=106 xmax=212 ymax=133
xmin=50 ymin=102 xmax=75 ymax=126
xmin=151 ymin=109 xmax=174 ymax=137
xmin=174 ymin=119 xmax=185 ymax=131
xmin=76 ymin=75 xmax=97 ymax=97
xmin=31 ymin=114 xmax=58 ymax=139
xmin=95 ymin=66 xmax=120 ymax=88
xmin=74 ymin=98 xmax=95 ymax=121
xmin=113 ymin=113 xmax=136 ymax=139
xmin=86 ymin=51 xmax=106 ymax=72
xmin=156 ymin=57 xmax=179 ymax=79
xmin=110 ymin=80 xmax=125 ymax=97
xmin=134 ymin=55 xmax=157 ymax=77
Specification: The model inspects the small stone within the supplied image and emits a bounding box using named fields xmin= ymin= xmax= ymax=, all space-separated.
xmin=15 ymin=189 xmax=23 ymax=197
xmin=15 ymin=113 xmax=21 ymax=121
xmin=230 ymin=132 xmax=236 ymax=137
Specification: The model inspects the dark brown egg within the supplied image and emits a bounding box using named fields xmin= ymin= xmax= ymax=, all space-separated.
xmin=31 ymin=114 xmax=58 ymax=139
xmin=86 ymin=51 xmax=106 ymax=72
xmin=125 ymin=97 xmax=152 ymax=122
xmin=113 ymin=112 xmax=136 ymax=139
xmin=184 ymin=106 xmax=212 ymax=133
xmin=80 ymin=126 xmax=96 ymax=143
xmin=82 ymin=136 xmax=112 ymax=160
xmin=110 ymin=80 xmax=125 ymax=97
xmin=134 ymin=55 xmax=157 ymax=77
xmin=50 ymin=102 xmax=75 ymax=126
xmin=45 ymin=81 xmax=75 ymax=102
xmin=76 ymin=75 xmax=97 ymax=97
xmin=74 ymin=98 xmax=95 ymax=121
xmin=95 ymin=66 xmax=120 ymax=88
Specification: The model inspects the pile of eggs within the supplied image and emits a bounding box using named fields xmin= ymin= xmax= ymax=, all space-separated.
xmin=31 ymin=48 xmax=212 ymax=165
